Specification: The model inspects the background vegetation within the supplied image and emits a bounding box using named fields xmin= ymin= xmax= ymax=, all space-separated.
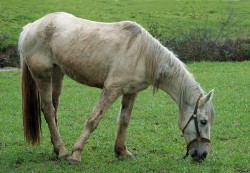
xmin=0 ymin=0 xmax=250 ymax=66
xmin=0 ymin=62 xmax=250 ymax=172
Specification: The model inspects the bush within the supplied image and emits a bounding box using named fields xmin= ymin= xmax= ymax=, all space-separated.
xmin=0 ymin=45 xmax=19 ymax=68
xmin=148 ymin=15 xmax=250 ymax=62
xmin=0 ymin=32 xmax=19 ymax=68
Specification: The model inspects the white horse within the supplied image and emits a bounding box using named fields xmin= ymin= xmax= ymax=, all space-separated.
xmin=19 ymin=12 xmax=215 ymax=163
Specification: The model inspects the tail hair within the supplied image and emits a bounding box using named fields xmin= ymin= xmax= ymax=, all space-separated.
xmin=22 ymin=60 xmax=41 ymax=145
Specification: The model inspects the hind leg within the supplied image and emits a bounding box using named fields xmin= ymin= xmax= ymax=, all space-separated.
xmin=30 ymin=62 xmax=68 ymax=159
xmin=52 ymin=65 xmax=64 ymax=125
xmin=36 ymin=77 xmax=68 ymax=159
xmin=51 ymin=65 xmax=68 ymax=158
xmin=114 ymin=93 xmax=137 ymax=160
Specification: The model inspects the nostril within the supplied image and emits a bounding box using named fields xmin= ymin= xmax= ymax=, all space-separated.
xmin=191 ymin=150 xmax=198 ymax=158
xmin=202 ymin=152 xmax=208 ymax=158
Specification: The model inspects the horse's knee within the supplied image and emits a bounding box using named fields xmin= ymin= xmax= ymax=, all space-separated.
xmin=119 ymin=116 xmax=130 ymax=127
xmin=85 ymin=119 xmax=98 ymax=133
xmin=85 ymin=110 xmax=104 ymax=132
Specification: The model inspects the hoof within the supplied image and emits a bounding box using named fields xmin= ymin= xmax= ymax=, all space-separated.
xmin=58 ymin=153 xmax=69 ymax=160
xmin=54 ymin=147 xmax=69 ymax=160
xmin=67 ymin=156 xmax=81 ymax=165
xmin=116 ymin=151 xmax=135 ymax=160
xmin=120 ymin=154 xmax=135 ymax=160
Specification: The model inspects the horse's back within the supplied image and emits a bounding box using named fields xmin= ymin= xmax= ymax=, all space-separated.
xmin=19 ymin=12 xmax=148 ymax=89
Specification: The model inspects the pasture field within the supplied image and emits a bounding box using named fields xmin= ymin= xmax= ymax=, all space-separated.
xmin=0 ymin=0 xmax=250 ymax=48
xmin=0 ymin=62 xmax=250 ymax=172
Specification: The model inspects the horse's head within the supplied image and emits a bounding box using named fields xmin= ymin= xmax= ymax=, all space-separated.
xmin=179 ymin=90 xmax=215 ymax=161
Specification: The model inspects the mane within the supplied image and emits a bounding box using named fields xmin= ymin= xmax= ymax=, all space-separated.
xmin=133 ymin=27 xmax=204 ymax=107
xmin=131 ymin=28 xmax=215 ymax=122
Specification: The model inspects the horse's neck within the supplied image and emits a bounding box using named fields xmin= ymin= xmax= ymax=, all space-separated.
xmin=160 ymin=73 xmax=197 ymax=106
xmin=156 ymin=52 xmax=200 ymax=108
xmin=144 ymin=34 xmax=201 ymax=107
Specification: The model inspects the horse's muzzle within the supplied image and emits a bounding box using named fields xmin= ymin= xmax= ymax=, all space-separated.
xmin=190 ymin=149 xmax=208 ymax=162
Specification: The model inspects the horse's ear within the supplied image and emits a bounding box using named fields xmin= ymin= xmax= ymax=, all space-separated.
xmin=199 ymin=89 xmax=214 ymax=107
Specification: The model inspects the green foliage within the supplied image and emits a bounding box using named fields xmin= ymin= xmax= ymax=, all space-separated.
xmin=148 ymin=15 xmax=250 ymax=62
xmin=0 ymin=62 xmax=250 ymax=172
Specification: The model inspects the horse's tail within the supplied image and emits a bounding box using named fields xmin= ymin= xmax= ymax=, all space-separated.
xmin=21 ymin=60 xmax=41 ymax=145
xmin=20 ymin=23 xmax=42 ymax=145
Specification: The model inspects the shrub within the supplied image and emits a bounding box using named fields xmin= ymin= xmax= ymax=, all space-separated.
xmin=0 ymin=45 xmax=19 ymax=68
xmin=0 ymin=32 xmax=19 ymax=68
xmin=148 ymin=15 xmax=250 ymax=62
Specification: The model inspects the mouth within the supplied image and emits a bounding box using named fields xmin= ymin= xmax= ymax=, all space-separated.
xmin=183 ymin=149 xmax=208 ymax=162
xmin=191 ymin=151 xmax=207 ymax=163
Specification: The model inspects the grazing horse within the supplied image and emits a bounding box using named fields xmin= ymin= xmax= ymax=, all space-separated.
xmin=19 ymin=12 xmax=215 ymax=163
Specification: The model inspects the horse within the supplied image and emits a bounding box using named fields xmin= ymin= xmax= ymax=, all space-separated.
xmin=19 ymin=12 xmax=215 ymax=163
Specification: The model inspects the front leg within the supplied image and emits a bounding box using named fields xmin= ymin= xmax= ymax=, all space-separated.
xmin=114 ymin=93 xmax=137 ymax=160
xmin=68 ymin=87 xmax=121 ymax=164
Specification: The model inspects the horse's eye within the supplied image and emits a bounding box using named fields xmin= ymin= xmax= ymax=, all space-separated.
xmin=200 ymin=119 xmax=207 ymax=125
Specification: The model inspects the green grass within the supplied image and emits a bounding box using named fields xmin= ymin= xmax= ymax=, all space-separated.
xmin=1 ymin=0 xmax=250 ymax=172
xmin=0 ymin=62 xmax=250 ymax=172
xmin=0 ymin=0 xmax=250 ymax=48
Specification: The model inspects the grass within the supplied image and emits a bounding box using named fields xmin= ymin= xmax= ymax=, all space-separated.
xmin=0 ymin=0 xmax=250 ymax=172
xmin=0 ymin=0 xmax=250 ymax=48
xmin=0 ymin=62 xmax=250 ymax=172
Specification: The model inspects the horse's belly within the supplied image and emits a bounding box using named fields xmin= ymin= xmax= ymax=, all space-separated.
xmin=60 ymin=61 xmax=108 ymax=88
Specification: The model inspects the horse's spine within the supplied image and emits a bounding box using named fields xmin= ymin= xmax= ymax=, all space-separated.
xmin=22 ymin=61 xmax=41 ymax=145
